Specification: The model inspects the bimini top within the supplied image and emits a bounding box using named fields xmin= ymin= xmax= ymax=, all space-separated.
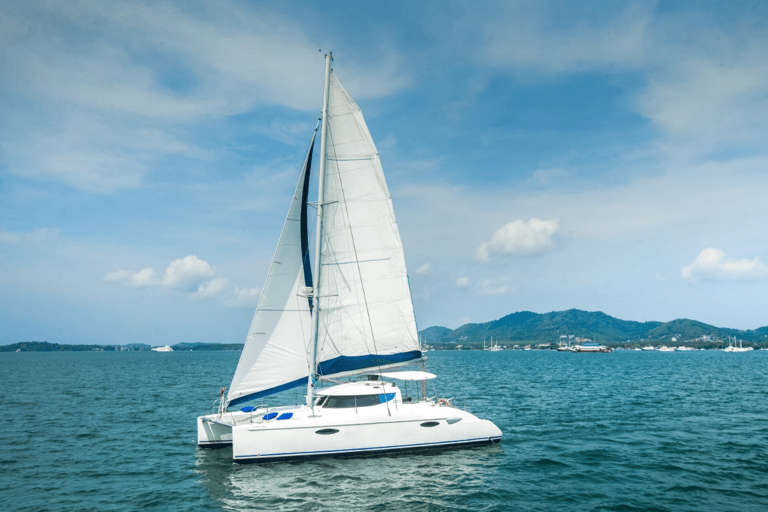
xmin=316 ymin=381 xmax=398 ymax=397
xmin=378 ymin=371 xmax=436 ymax=381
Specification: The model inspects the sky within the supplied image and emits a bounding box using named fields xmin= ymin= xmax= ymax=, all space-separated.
xmin=2 ymin=0 xmax=768 ymax=346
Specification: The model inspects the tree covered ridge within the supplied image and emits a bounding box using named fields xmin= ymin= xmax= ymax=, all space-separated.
xmin=418 ymin=309 xmax=767 ymax=346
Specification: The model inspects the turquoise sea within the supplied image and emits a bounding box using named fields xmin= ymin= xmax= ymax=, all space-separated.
xmin=1 ymin=349 xmax=767 ymax=511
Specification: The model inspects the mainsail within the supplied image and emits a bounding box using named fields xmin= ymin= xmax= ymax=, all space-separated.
xmin=227 ymin=132 xmax=316 ymax=406
xmin=314 ymin=73 xmax=421 ymax=377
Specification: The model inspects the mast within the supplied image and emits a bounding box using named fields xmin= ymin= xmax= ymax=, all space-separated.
xmin=306 ymin=52 xmax=332 ymax=408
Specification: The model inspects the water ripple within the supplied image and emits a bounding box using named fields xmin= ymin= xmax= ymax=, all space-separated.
xmin=2 ymin=350 xmax=768 ymax=511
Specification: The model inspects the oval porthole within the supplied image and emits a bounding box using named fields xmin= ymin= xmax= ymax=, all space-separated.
xmin=315 ymin=428 xmax=340 ymax=435
xmin=420 ymin=421 xmax=440 ymax=428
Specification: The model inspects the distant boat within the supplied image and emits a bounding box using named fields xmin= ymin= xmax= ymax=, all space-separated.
xmin=557 ymin=335 xmax=576 ymax=352
xmin=151 ymin=345 xmax=173 ymax=352
xmin=723 ymin=337 xmax=753 ymax=352
xmin=674 ymin=346 xmax=695 ymax=351
xmin=641 ymin=345 xmax=656 ymax=351
xmin=196 ymin=53 xmax=501 ymax=463
xmin=574 ymin=342 xmax=612 ymax=353
xmin=484 ymin=337 xmax=502 ymax=352
xmin=657 ymin=345 xmax=675 ymax=352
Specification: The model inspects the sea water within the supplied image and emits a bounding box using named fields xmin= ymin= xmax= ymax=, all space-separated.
xmin=1 ymin=350 xmax=767 ymax=511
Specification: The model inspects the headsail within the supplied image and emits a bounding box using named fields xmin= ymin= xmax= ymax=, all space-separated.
xmin=314 ymin=73 xmax=422 ymax=378
xmin=227 ymin=131 xmax=317 ymax=406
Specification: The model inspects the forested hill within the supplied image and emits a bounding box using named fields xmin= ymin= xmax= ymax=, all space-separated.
xmin=418 ymin=309 xmax=768 ymax=346
xmin=0 ymin=341 xmax=243 ymax=352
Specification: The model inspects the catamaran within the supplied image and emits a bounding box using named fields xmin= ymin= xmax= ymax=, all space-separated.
xmin=197 ymin=53 xmax=502 ymax=463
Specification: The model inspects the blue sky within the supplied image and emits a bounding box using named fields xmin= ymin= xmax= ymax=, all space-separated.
xmin=2 ymin=0 xmax=768 ymax=345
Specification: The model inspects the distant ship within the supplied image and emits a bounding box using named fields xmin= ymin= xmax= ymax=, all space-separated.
xmin=574 ymin=342 xmax=612 ymax=353
xmin=723 ymin=337 xmax=753 ymax=352
xmin=151 ymin=345 xmax=173 ymax=352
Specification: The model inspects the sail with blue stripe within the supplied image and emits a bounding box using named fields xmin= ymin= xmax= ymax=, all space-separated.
xmin=227 ymin=71 xmax=422 ymax=407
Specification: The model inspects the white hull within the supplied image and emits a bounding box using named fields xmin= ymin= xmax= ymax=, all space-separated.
xmin=574 ymin=343 xmax=612 ymax=353
xmin=198 ymin=386 xmax=502 ymax=462
xmin=229 ymin=401 xmax=501 ymax=463
xmin=197 ymin=405 xmax=298 ymax=447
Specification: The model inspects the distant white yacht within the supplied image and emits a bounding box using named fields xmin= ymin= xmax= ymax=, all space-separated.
xmin=151 ymin=345 xmax=174 ymax=352
xmin=723 ymin=337 xmax=753 ymax=352
xmin=574 ymin=342 xmax=612 ymax=353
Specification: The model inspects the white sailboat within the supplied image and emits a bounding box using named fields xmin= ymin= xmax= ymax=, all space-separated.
xmin=723 ymin=336 xmax=753 ymax=352
xmin=484 ymin=337 xmax=502 ymax=351
xmin=197 ymin=54 xmax=501 ymax=463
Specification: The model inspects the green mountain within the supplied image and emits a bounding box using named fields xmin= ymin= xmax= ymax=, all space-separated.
xmin=1 ymin=341 xmax=243 ymax=352
xmin=418 ymin=326 xmax=453 ymax=345
xmin=419 ymin=309 xmax=768 ymax=347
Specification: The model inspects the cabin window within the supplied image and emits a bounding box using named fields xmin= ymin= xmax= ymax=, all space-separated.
xmin=314 ymin=396 xmax=328 ymax=407
xmin=323 ymin=394 xmax=384 ymax=408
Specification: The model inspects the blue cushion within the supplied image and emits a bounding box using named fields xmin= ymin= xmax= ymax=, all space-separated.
xmin=277 ymin=412 xmax=293 ymax=420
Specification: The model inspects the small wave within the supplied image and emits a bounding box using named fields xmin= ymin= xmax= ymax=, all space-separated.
xmin=532 ymin=458 xmax=569 ymax=468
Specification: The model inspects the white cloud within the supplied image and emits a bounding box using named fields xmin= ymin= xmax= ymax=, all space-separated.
xmin=476 ymin=278 xmax=514 ymax=296
xmin=0 ymin=0 xmax=411 ymax=193
xmin=466 ymin=1 xmax=768 ymax=156
xmin=162 ymin=255 xmax=217 ymax=291
xmin=637 ymin=51 xmax=768 ymax=146
xmin=0 ymin=228 xmax=57 ymax=245
xmin=477 ymin=1 xmax=652 ymax=74
xmin=476 ymin=218 xmax=561 ymax=261
xmin=130 ymin=268 xmax=161 ymax=287
xmin=455 ymin=277 xmax=471 ymax=288
xmin=681 ymin=248 xmax=768 ymax=283
xmin=416 ymin=263 xmax=431 ymax=275
xmin=105 ymin=255 xmax=258 ymax=306
xmin=196 ymin=277 xmax=259 ymax=307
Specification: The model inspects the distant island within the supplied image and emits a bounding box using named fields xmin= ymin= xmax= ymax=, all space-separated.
xmin=4 ymin=309 xmax=767 ymax=352
xmin=419 ymin=309 xmax=768 ymax=350
xmin=1 ymin=341 xmax=244 ymax=352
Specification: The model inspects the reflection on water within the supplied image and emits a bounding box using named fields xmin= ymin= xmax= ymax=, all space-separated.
xmin=195 ymin=444 xmax=505 ymax=511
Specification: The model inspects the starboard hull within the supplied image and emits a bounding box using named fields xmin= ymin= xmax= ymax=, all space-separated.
xmin=230 ymin=403 xmax=502 ymax=463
